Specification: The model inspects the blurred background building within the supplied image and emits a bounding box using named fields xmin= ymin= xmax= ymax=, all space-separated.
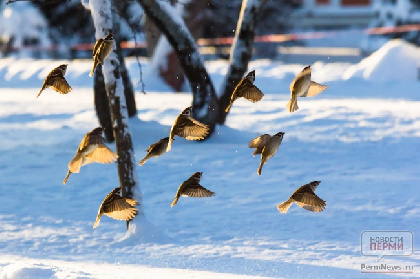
xmin=0 ymin=0 xmax=419 ymax=59
xmin=291 ymin=0 xmax=374 ymax=29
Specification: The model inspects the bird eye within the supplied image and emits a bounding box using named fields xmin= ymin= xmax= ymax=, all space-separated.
xmin=183 ymin=108 xmax=191 ymax=115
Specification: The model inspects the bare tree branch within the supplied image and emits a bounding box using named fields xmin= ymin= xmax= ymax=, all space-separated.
xmin=113 ymin=0 xmax=146 ymax=93
xmin=136 ymin=0 xmax=219 ymax=134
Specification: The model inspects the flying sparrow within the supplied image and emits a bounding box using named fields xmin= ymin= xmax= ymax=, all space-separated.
xmin=63 ymin=127 xmax=118 ymax=184
xmin=248 ymin=134 xmax=271 ymax=156
xmin=36 ymin=64 xmax=72 ymax=98
xmin=286 ymin=65 xmax=328 ymax=113
xmin=171 ymin=172 xmax=214 ymax=207
xmin=167 ymin=106 xmax=209 ymax=152
xmin=89 ymin=33 xmax=114 ymax=77
xmin=139 ymin=137 xmax=170 ymax=166
xmin=277 ymin=181 xmax=326 ymax=213
xmin=93 ymin=187 xmax=138 ymax=229
xmin=225 ymin=70 xmax=264 ymax=112
xmin=257 ymin=132 xmax=285 ymax=175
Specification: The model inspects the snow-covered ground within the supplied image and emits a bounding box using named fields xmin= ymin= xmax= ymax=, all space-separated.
xmin=0 ymin=40 xmax=419 ymax=278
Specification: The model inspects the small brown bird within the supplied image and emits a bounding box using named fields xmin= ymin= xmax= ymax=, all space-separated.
xmin=225 ymin=70 xmax=264 ymax=112
xmin=248 ymin=134 xmax=271 ymax=156
xmin=286 ymin=65 xmax=328 ymax=113
xmin=63 ymin=127 xmax=118 ymax=184
xmin=257 ymin=132 xmax=285 ymax=175
xmin=167 ymin=106 xmax=209 ymax=152
xmin=171 ymin=172 xmax=214 ymax=207
xmin=139 ymin=137 xmax=170 ymax=166
xmin=93 ymin=187 xmax=138 ymax=229
xmin=89 ymin=33 xmax=114 ymax=77
xmin=36 ymin=64 xmax=72 ymax=98
xmin=277 ymin=181 xmax=326 ymax=213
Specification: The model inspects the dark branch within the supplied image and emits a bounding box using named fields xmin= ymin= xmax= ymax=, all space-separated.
xmin=6 ymin=0 xmax=68 ymax=5
xmin=136 ymin=0 xmax=219 ymax=134
xmin=113 ymin=0 xmax=146 ymax=93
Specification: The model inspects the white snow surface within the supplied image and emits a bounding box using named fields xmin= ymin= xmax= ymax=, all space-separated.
xmin=344 ymin=39 xmax=420 ymax=82
xmin=0 ymin=42 xmax=420 ymax=278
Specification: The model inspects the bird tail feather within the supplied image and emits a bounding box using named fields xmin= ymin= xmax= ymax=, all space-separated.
xmin=286 ymin=96 xmax=299 ymax=113
xmin=277 ymin=199 xmax=293 ymax=213
xmin=225 ymin=102 xmax=233 ymax=113
xmin=89 ymin=61 xmax=97 ymax=77
xmin=257 ymin=162 xmax=264 ymax=175
xmin=139 ymin=154 xmax=151 ymax=166
xmin=170 ymin=196 xmax=179 ymax=207
xmin=36 ymin=88 xmax=44 ymax=98
xmin=63 ymin=170 xmax=72 ymax=185
xmin=93 ymin=216 xmax=101 ymax=229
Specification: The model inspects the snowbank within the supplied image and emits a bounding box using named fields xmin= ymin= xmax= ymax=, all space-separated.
xmin=343 ymin=39 xmax=420 ymax=83
xmin=0 ymin=255 xmax=275 ymax=279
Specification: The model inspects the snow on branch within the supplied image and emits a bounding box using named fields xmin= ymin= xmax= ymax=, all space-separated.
xmin=217 ymin=0 xmax=267 ymax=124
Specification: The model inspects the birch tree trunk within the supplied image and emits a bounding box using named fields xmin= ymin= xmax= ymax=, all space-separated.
xmin=217 ymin=0 xmax=267 ymax=124
xmin=136 ymin=0 xmax=219 ymax=133
xmin=90 ymin=0 xmax=143 ymax=228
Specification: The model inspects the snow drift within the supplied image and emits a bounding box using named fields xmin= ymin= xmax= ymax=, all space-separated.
xmin=343 ymin=39 xmax=420 ymax=82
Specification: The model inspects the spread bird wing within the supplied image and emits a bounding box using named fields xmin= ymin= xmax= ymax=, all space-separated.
xmin=180 ymin=183 xmax=215 ymax=198
xmin=293 ymin=192 xmax=326 ymax=212
xmin=103 ymin=198 xmax=138 ymax=220
xmin=240 ymin=84 xmax=264 ymax=103
xmin=174 ymin=117 xmax=209 ymax=140
xmin=249 ymin=134 xmax=271 ymax=156
xmin=50 ymin=78 xmax=72 ymax=94
xmin=248 ymin=134 xmax=271 ymax=148
xmin=83 ymin=144 xmax=117 ymax=165
xmin=301 ymin=81 xmax=327 ymax=97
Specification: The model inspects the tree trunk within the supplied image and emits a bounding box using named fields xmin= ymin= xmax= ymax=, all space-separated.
xmin=136 ymin=0 xmax=219 ymax=134
xmin=90 ymin=0 xmax=143 ymax=229
xmin=94 ymin=65 xmax=114 ymax=141
xmin=148 ymin=0 xmax=209 ymax=92
xmin=93 ymin=3 xmax=137 ymax=141
xmin=217 ymin=0 xmax=267 ymax=124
